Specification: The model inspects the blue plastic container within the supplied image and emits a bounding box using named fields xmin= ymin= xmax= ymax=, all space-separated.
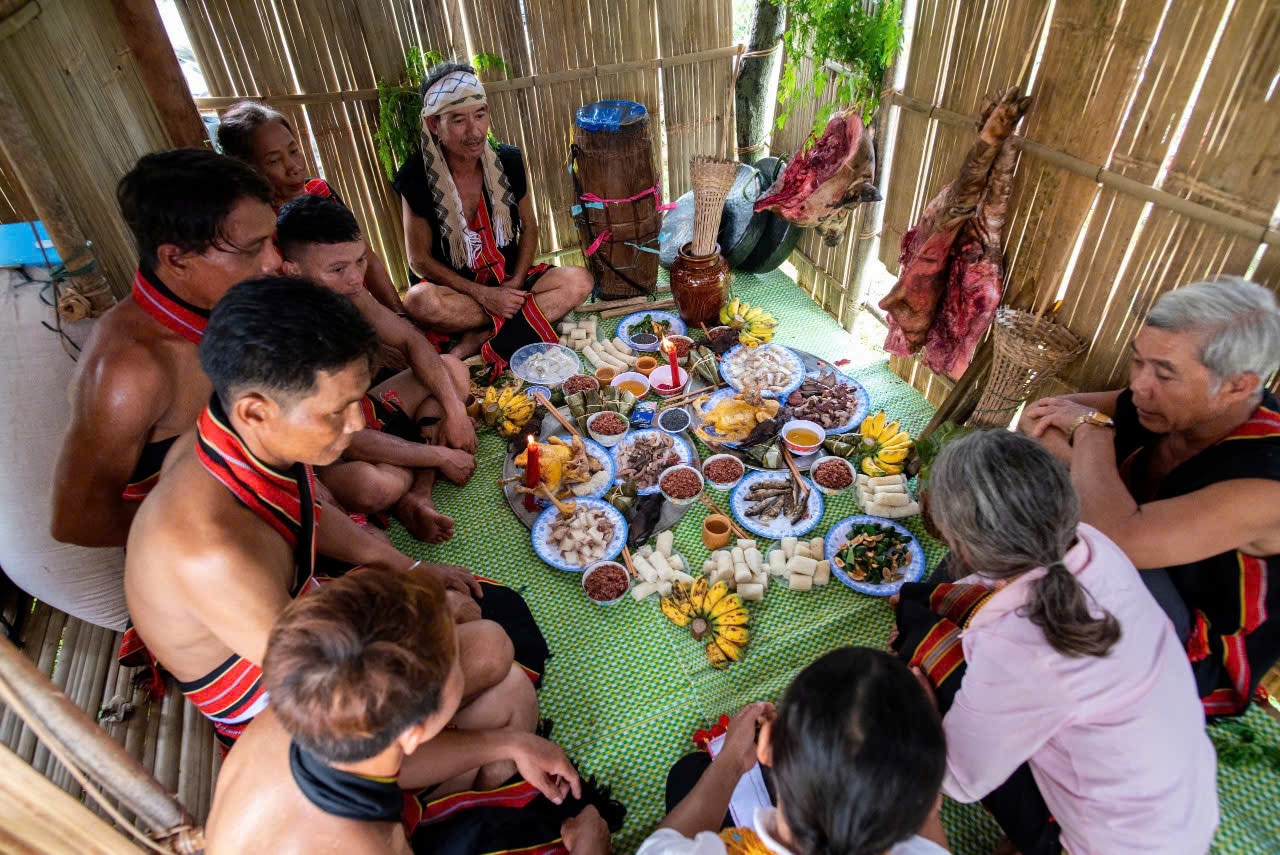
xmin=574 ymin=100 xmax=648 ymax=132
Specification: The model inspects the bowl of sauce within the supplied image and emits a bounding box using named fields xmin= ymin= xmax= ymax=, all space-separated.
xmin=781 ymin=419 xmax=826 ymax=455
xmin=611 ymin=371 xmax=651 ymax=398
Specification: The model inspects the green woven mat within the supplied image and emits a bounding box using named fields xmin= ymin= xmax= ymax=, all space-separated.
xmin=390 ymin=269 xmax=1280 ymax=854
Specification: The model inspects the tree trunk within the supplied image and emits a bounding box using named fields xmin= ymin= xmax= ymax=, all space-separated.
xmin=110 ymin=0 xmax=208 ymax=150
xmin=734 ymin=2 xmax=785 ymax=165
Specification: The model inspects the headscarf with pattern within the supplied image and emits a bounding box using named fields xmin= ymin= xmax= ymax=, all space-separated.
xmin=419 ymin=68 xmax=516 ymax=270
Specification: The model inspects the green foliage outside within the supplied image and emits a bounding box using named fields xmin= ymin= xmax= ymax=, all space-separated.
xmin=374 ymin=47 xmax=509 ymax=181
xmin=770 ymin=0 xmax=905 ymax=134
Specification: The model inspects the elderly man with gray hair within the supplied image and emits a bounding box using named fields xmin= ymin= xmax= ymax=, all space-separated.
xmin=1022 ymin=276 xmax=1280 ymax=717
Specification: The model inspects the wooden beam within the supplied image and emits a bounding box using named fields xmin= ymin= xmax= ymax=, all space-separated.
xmin=883 ymin=89 xmax=1280 ymax=247
xmin=110 ymin=0 xmax=208 ymax=149
xmin=193 ymin=45 xmax=743 ymax=111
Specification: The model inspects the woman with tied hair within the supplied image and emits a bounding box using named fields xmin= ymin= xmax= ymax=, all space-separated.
xmin=217 ymin=100 xmax=408 ymax=316
xmin=894 ymin=430 xmax=1218 ymax=854
xmin=638 ymin=647 xmax=950 ymax=855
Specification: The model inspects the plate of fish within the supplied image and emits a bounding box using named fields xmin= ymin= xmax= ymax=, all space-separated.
xmin=532 ymin=498 xmax=628 ymax=572
xmin=719 ymin=343 xmax=805 ymax=399
xmin=823 ymin=515 xmax=925 ymax=596
xmin=611 ymin=429 xmax=694 ymax=495
xmin=691 ymin=387 xmax=783 ymax=449
xmin=783 ymin=369 xmax=870 ymax=435
xmin=617 ymin=311 xmax=686 ymax=352
xmin=730 ymin=469 xmax=824 ymax=539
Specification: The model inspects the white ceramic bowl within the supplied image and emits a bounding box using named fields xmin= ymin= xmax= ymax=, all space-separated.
xmin=650 ymin=365 xmax=690 ymax=398
xmin=658 ymin=463 xmax=704 ymax=506
xmin=587 ymin=411 xmax=630 ymax=448
xmin=656 ymin=406 xmax=692 ymax=435
xmin=581 ymin=560 xmax=632 ymax=606
xmin=701 ymin=453 xmax=746 ymax=491
xmin=611 ymin=371 xmax=651 ymax=398
xmin=810 ymin=455 xmax=856 ymax=496
xmin=781 ymin=418 xmax=826 ymax=455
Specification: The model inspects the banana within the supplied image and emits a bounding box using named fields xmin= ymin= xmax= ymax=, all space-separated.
xmin=711 ymin=607 xmax=750 ymax=627
xmin=880 ymin=420 xmax=900 ymax=441
xmin=705 ymin=641 xmax=730 ymax=669
xmin=877 ymin=447 xmax=910 ymax=464
xmin=861 ymin=456 xmax=887 ymax=477
xmin=715 ymin=624 xmax=749 ymax=647
xmin=688 ymin=578 xmax=709 ymax=614
xmin=702 ymin=581 xmax=730 ymax=615
xmin=709 ymin=591 xmax=743 ymax=620
xmin=714 ymin=637 xmax=746 ymax=662
xmin=660 ymin=597 xmax=692 ymax=627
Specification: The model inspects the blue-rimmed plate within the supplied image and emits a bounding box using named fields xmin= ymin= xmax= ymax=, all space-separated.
xmin=689 ymin=387 xmax=778 ymax=449
xmin=805 ymin=370 xmax=871 ymax=435
xmin=532 ymin=498 xmax=628 ymax=572
xmin=719 ymin=344 xmax=805 ymax=399
xmin=730 ymin=470 xmax=824 ymax=539
xmin=824 ymin=515 xmax=926 ymax=596
xmin=610 ymin=429 xmax=694 ymax=495
xmin=616 ymin=310 xmax=686 ymax=352
xmin=570 ymin=438 xmax=616 ymax=498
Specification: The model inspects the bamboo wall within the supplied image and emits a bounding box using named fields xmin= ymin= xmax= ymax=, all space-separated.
xmin=788 ymin=0 xmax=1280 ymax=406
xmin=0 ymin=0 xmax=172 ymax=295
xmin=178 ymin=0 xmax=735 ymax=289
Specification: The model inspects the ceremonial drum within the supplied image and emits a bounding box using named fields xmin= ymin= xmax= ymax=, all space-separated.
xmin=571 ymin=101 xmax=661 ymax=300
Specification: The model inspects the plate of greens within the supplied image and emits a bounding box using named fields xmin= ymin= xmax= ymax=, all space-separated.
xmin=824 ymin=515 xmax=925 ymax=596
xmin=617 ymin=310 xmax=686 ymax=352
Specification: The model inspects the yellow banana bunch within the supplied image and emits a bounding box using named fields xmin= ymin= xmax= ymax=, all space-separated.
xmin=718 ymin=297 xmax=778 ymax=348
xmin=659 ymin=579 xmax=750 ymax=669
xmin=858 ymin=411 xmax=913 ymax=476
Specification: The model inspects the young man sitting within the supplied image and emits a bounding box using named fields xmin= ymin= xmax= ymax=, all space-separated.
xmin=124 ymin=277 xmax=511 ymax=748
xmin=394 ymin=62 xmax=594 ymax=366
xmin=277 ymin=194 xmax=476 ymax=544
xmin=1022 ymin=276 xmax=1280 ymax=716
xmin=205 ymin=568 xmax=613 ymax=855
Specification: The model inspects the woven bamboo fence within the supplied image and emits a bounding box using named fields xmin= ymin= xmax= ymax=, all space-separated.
xmin=788 ymin=0 xmax=1280 ymax=407
xmin=0 ymin=0 xmax=172 ymax=297
xmin=177 ymin=0 xmax=734 ymax=290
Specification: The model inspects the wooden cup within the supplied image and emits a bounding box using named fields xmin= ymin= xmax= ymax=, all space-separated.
xmin=702 ymin=514 xmax=732 ymax=550
xmin=594 ymin=365 xmax=617 ymax=383
xmin=635 ymin=355 xmax=659 ymax=376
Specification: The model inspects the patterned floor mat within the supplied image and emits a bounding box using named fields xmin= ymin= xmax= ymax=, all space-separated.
xmin=389 ymin=269 xmax=1280 ymax=854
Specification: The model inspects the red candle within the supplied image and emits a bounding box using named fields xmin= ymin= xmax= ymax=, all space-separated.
xmin=523 ymin=435 xmax=541 ymax=511
xmin=660 ymin=337 xmax=678 ymax=389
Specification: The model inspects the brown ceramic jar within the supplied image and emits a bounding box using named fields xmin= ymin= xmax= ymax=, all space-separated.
xmin=670 ymin=242 xmax=729 ymax=327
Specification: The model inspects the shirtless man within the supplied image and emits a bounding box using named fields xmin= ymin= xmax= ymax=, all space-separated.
xmin=277 ymin=193 xmax=476 ymax=543
xmin=50 ymin=148 xmax=280 ymax=547
xmin=1022 ymin=277 xmax=1280 ymax=716
xmin=125 ymin=277 xmax=510 ymax=747
xmin=206 ymin=569 xmax=611 ymax=855
xmin=393 ymin=62 xmax=594 ymax=364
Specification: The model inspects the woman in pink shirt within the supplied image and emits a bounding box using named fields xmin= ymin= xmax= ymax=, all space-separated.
xmin=897 ymin=430 xmax=1218 ymax=854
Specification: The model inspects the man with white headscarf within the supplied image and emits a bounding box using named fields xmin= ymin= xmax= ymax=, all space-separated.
xmin=395 ymin=62 xmax=594 ymax=368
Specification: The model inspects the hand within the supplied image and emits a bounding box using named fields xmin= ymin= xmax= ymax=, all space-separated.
xmin=476 ymin=286 xmax=527 ymax=320
xmin=502 ymin=273 xmax=527 ymax=292
xmin=436 ymin=447 xmax=476 ymax=485
xmin=378 ymin=341 xmax=410 ymax=373
xmin=561 ymin=805 xmax=611 ymax=854
xmin=423 ymin=562 xmax=483 ymax=598
xmin=911 ymin=666 xmax=938 ymax=708
xmin=885 ymin=624 xmax=900 ymax=653
xmin=446 ymin=589 xmax=483 ymax=623
xmin=441 ymin=412 xmax=478 ymax=454
xmin=715 ymin=702 xmax=774 ymax=777
xmin=511 ymin=733 xmax=582 ymax=804
xmin=1021 ymin=397 xmax=1095 ymax=440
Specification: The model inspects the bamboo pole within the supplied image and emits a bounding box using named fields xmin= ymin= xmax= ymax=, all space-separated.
xmin=109 ymin=0 xmax=208 ymax=149
xmin=0 ymin=636 xmax=195 ymax=838
xmin=882 ymin=89 xmax=1280 ymax=247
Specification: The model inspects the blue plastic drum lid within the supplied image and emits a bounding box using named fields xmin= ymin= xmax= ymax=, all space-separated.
xmin=575 ymin=100 xmax=648 ymax=132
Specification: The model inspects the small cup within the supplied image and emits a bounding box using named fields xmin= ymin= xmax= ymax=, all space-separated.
xmin=650 ymin=365 xmax=690 ymax=398
xmin=464 ymin=394 xmax=480 ymax=420
xmin=635 ymin=355 xmax=659 ymax=376
xmin=594 ymin=365 xmax=618 ymax=384
xmin=702 ymin=514 xmax=732 ymax=550
xmin=611 ymin=371 xmax=651 ymax=398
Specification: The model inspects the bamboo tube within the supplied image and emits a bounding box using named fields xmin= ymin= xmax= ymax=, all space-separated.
xmin=598 ymin=298 xmax=676 ymax=319
xmin=176 ymin=702 xmax=203 ymax=816
xmin=18 ymin=610 xmax=66 ymax=763
xmin=0 ymin=636 xmax=194 ymax=835
xmin=151 ymin=685 xmax=183 ymax=795
xmin=0 ymin=603 xmax=51 ymax=749
xmin=574 ymin=290 xmax=673 ymax=315
xmin=40 ymin=620 xmax=90 ymax=785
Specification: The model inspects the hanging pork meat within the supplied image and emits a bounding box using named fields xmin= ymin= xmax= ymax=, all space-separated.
xmin=879 ymin=87 xmax=1031 ymax=378
xmin=754 ymin=110 xmax=881 ymax=244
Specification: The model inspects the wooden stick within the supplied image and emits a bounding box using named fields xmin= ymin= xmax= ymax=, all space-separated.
xmin=699 ymin=495 xmax=748 ymax=539
xmin=658 ymin=381 xmax=728 ymax=412
xmin=574 ymin=290 xmax=672 ymax=315
xmin=782 ymin=447 xmax=811 ymax=500
xmin=598 ymin=298 xmax=676 ymax=319
xmin=533 ymin=392 xmax=582 ymax=440
xmin=621 ymin=546 xmax=638 ymax=579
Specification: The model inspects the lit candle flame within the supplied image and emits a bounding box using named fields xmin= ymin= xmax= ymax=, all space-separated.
xmin=527 ymin=434 xmax=536 ymax=448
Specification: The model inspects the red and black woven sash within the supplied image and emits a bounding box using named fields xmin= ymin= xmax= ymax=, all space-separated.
xmin=131 ymin=269 xmax=210 ymax=344
xmin=195 ymin=396 xmax=319 ymax=592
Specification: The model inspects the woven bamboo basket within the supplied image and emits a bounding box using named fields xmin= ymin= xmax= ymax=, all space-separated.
xmin=967 ymin=308 xmax=1087 ymax=428
xmin=689 ymin=156 xmax=738 ymax=256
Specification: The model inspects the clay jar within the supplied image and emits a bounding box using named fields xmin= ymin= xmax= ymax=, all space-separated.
xmin=670 ymin=242 xmax=729 ymax=327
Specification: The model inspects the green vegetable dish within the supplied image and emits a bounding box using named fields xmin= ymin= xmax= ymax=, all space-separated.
xmin=834 ymin=523 xmax=912 ymax=584
xmin=637 ymin=314 xmax=672 ymax=336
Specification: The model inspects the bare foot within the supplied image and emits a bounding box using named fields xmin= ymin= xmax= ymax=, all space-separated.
xmin=449 ymin=328 xmax=489 ymax=361
xmin=396 ymin=493 xmax=456 ymax=544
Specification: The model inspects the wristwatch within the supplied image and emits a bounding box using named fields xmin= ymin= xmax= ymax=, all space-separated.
xmin=1068 ymin=410 xmax=1115 ymax=444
